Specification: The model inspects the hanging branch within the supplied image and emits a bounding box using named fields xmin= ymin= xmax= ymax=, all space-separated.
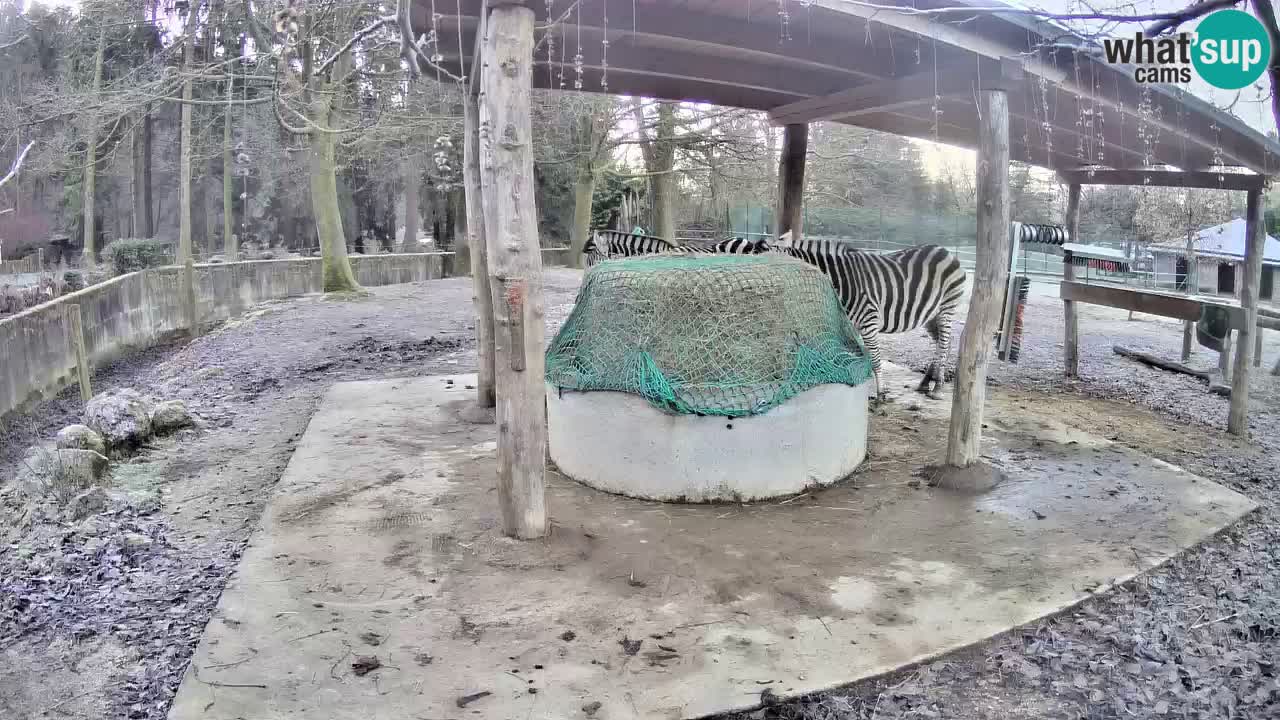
xmin=0 ymin=140 xmax=34 ymax=191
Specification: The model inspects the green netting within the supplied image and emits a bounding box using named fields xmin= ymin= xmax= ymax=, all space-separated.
xmin=545 ymin=253 xmax=873 ymax=417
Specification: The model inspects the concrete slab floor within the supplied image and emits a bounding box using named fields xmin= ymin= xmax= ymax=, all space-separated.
xmin=168 ymin=367 xmax=1256 ymax=720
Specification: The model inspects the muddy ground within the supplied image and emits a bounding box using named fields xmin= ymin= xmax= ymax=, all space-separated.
xmin=2 ymin=271 xmax=1278 ymax=720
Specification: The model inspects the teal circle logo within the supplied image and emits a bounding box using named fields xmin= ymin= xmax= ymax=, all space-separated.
xmin=1192 ymin=9 xmax=1272 ymax=90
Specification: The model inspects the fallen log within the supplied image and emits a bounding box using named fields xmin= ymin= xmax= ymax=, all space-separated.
xmin=1113 ymin=346 xmax=1210 ymax=383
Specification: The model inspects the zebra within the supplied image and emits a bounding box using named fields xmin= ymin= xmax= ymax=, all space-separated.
xmin=770 ymin=231 xmax=967 ymax=402
xmin=659 ymin=237 xmax=770 ymax=256
xmin=583 ymin=229 xmax=676 ymax=266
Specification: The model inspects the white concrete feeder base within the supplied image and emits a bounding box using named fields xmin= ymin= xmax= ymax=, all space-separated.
xmin=546 ymin=382 xmax=871 ymax=502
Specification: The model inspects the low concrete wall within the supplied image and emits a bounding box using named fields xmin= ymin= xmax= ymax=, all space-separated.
xmin=2 ymin=248 xmax=577 ymax=422
xmin=0 ymin=253 xmax=461 ymax=421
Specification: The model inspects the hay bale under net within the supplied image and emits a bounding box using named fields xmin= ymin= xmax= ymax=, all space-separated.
xmin=545 ymin=253 xmax=873 ymax=417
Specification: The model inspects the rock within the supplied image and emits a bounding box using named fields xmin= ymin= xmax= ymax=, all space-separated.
xmin=123 ymin=532 xmax=153 ymax=548
xmin=15 ymin=446 xmax=110 ymax=500
xmin=66 ymin=486 xmax=109 ymax=520
xmin=110 ymin=488 xmax=161 ymax=515
xmin=55 ymin=424 xmax=106 ymax=455
xmin=85 ymin=389 xmax=154 ymax=448
xmin=193 ymin=366 xmax=224 ymax=381
xmin=259 ymin=250 xmax=276 ymax=260
xmin=208 ymin=255 xmax=226 ymax=264
xmin=150 ymin=400 xmax=194 ymax=434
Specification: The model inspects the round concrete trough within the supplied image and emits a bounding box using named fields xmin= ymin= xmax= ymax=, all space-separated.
xmin=546 ymin=382 xmax=870 ymax=502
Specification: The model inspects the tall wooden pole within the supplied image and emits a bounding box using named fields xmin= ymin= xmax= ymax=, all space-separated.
xmin=1228 ymin=188 xmax=1265 ymax=435
xmin=946 ymin=88 xmax=1011 ymax=467
xmin=464 ymin=92 xmax=496 ymax=409
xmin=1181 ymin=206 xmax=1197 ymax=361
xmin=1062 ymin=183 xmax=1081 ymax=377
xmin=776 ymin=123 xmax=808 ymax=240
xmin=479 ymin=1 xmax=547 ymax=539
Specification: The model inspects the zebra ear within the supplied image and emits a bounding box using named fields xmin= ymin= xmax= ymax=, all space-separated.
xmin=777 ymin=230 xmax=794 ymax=248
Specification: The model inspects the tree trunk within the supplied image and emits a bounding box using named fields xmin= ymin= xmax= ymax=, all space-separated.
xmin=177 ymin=16 xmax=195 ymax=263
xmin=400 ymin=160 xmax=419 ymax=252
xmin=632 ymin=100 xmax=677 ymax=241
xmin=1228 ymin=189 xmax=1265 ymax=435
xmin=223 ymin=79 xmax=237 ymax=257
xmin=82 ymin=26 xmax=106 ymax=267
xmin=776 ymin=123 xmax=808 ymax=240
xmin=310 ymin=131 xmax=361 ymax=292
xmin=131 ymin=110 xmax=153 ymax=238
xmin=569 ymin=173 xmax=595 ymax=268
xmin=480 ymin=3 xmax=547 ymax=539
xmin=946 ymin=89 xmax=1010 ymax=468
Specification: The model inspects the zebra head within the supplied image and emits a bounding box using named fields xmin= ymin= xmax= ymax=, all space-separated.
xmin=583 ymin=231 xmax=607 ymax=267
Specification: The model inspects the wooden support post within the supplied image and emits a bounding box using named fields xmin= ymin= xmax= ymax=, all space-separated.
xmin=182 ymin=258 xmax=198 ymax=335
xmin=1219 ymin=330 xmax=1233 ymax=381
xmin=946 ymin=88 xmax=1010 ymax=467
xmin=1181 ymin=220 xmax=1196 ymax=361
xmin=479 ymin=1 xmax=547 ymax=539
xmin=1062 ymin=184 xmax=1081 ymax=377
xmin=464 ymin=92 xmax=496 ymax=409
xmin=65 ymin=303 xmax=92 ymax=403
xmin=36 ymin=247 xmax=44 ymax=274
xmin=1255 ymin=329 xmax=1263 ymax=368
xmin=1228 ymin=189 xmax=1265 ymax=435
xmin=776 ymin=123 xmax=808 ymax=240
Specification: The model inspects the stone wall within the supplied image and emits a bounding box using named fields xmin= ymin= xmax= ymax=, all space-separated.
xmin=1 ymin=253 xmax=471 ymax=421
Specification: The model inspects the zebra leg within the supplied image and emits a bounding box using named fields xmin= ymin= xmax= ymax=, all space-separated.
xmin=859 ymin=321 xmax=887 ymax=404
xmin=917 ymin=317 xmax=942 ymax=395
xmin=920 ymin=313 xmax=954 ymax=400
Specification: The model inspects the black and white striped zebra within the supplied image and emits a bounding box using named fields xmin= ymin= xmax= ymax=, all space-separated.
xmin=771 ymin=232 xmax=967 ymax=401
xmin=660 ymin=237 xmax=770 ymax=256
xmin=583 ymin=229 xmax=676 ymax=266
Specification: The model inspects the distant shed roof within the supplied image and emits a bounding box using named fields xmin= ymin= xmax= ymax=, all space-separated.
xmin=422 ymin=0 xmax=1280 ymax=176
xmin=1150 ymin=219 xmax=1280 ymax=264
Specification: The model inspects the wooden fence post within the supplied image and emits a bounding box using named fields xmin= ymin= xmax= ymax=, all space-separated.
xmin=1228 ymin=188 xmax=1265 ymax=435
xmin=946 ymin=86 xmax=1011 ymax=467
xmin=182 ymin=258 xmax=198 ymax=335
xmin=464 ymin=91 xmax=496 ymax=409
xmin=65 ymin=303 xmax=92 ymax=403
xmin=1063 ymin=184 xmax=1080 ymax=377
xmin=479 ymin=1 xmax=547 ymax=539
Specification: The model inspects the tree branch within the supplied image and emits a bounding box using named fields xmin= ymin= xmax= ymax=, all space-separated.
xmin=839 ymin=0 xmax=1242 ymax=25
xmin=316 ymin=16 xmax=392 ymax=76
xmin=1146 ymin=0 xmax=1242 ymax=35
xmin=1252 ymin=0 xmax=1280 ymax=134
xmin=0 ymin=140 xmax=34 ymax=190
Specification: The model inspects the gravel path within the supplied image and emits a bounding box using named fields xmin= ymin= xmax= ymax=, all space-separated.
xmin=2 ymin=271 xmax=1278 ymax=720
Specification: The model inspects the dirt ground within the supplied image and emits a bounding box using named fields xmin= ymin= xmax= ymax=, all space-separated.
xmin=2 ymin=271 xmax=1279 ymax=720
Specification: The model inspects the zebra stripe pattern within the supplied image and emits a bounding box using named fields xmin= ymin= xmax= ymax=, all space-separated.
xmin=770 ymin=233 xmax=967 ymax=400
xmin=584 ymin=229 xmax=677 ymax=266
xmin=659 ymin=237 xmax=770 ymax=256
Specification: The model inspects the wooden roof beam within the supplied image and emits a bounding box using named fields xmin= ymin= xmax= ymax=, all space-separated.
xmin=1057 ymin=169 xmax=1270 ymax=191
xmin=768 ymin=57 xmax=1023 ymax=126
